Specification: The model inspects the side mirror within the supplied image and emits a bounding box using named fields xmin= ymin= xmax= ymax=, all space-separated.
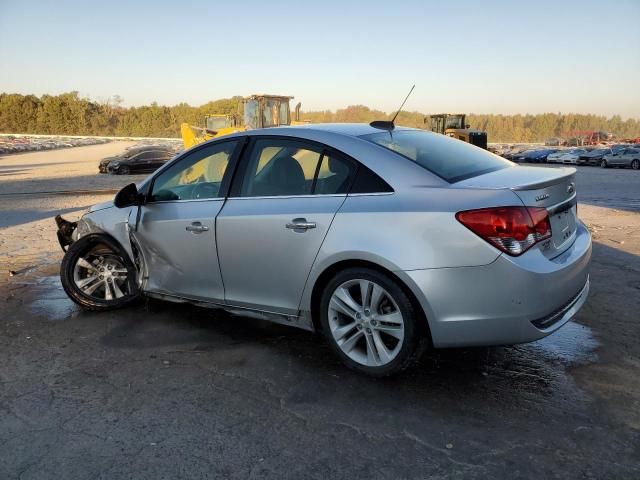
xmin=114 ymin=183 xmax=141 ymax=208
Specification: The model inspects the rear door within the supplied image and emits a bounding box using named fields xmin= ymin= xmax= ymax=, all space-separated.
xmin=147 ymin=150 xmax=171 ymax=172
xmin=611 ymin=149 xmax=625 ymax=166
xmin=216 ymin=137 xmax=356 ymax=315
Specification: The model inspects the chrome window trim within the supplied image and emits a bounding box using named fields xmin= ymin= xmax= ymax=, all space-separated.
xmin=347 ymin=192 xmax=395 ymax=197
xmin=148 ymin=192 xmax=394 ymax=204
xmin=229 ymin=193 xmax=347 ymax=201
xmin=147 ymin=197 xmax=225 ymax=205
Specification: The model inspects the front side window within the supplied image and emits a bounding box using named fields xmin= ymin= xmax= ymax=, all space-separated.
xmin=362 ymin=129 xmax=512 ymax=183
xmin=150 ymin=140 xmax=238 ymax=202
xmin=238 ymin=139 xmax=355 ymax=197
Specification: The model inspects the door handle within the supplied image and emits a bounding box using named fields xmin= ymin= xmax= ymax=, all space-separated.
xmin=286 ymin=218 xmax=316 ymax=231
xmin=186 ymin=221 xmax=209 ymax=233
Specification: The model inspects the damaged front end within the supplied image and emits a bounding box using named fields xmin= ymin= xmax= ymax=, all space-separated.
xmin=54 ymin=215 xmax=78 ymax=251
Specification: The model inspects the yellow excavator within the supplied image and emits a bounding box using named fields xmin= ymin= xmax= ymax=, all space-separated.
xmin=180 ymin=94 xmax=303 ymax=149
xmin=427 ymin=113 xmax=488 ymax=149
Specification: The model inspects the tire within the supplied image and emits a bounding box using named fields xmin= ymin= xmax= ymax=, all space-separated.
xmin=601 ymin=159 xmax=608 ymax=168
xmin=632 ymin=159 xmax=639 ymax=170
xmin=60 ymin=234 xmax=139 ymax=311
xmin=118 ymin=165 xmax=130 ymax=175
xmin=319 ymin=267 xmax=426 ymax=377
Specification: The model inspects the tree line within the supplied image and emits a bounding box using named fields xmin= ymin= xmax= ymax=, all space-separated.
xmin=1 ymin=92 xmax=639 ymax=142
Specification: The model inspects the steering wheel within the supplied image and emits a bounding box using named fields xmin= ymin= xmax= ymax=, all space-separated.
xmin=191 ymin=182 xmax=218 ymax=199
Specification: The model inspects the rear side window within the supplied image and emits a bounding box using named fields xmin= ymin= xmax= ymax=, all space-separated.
xmin=361 ymin=130 xmax=512 ymax=183
xmin=236 ymin=138 xmax=356 ymax=197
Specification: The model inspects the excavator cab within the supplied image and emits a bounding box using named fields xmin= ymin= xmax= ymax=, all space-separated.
xmin=205 ymin=114 xmax=239 ymax=132
xmin=243 ymin=95 xmax=293 ymax=129
xmin=428 ymin=113 xmax=487 ymax=149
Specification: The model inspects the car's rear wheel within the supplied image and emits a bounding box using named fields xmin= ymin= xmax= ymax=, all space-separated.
xmin=601 ymin=159 xmax=608 ymax=168
xmin=60 ymin=234 xmax=139 ymax=311
xmin=319 ymin=268 xmax=425 ymax=377
xmin=632 ymin=159 xmax=639 ymax=170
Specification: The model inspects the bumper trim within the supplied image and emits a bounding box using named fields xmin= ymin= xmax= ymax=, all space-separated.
xmin=54 ymin=215 xmax=77 ymax=251
xmin=531 ymin=276 xmax=590 ymax=330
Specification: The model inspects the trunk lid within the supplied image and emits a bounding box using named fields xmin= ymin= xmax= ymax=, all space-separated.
xmin=456 ymin=166 xmax=578 ymax=257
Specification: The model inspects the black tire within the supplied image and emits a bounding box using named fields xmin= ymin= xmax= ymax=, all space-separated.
xmin=319 ymin=267 xmax=427 ymax=377
xmin=118 ymin=165 xmax=130 ymax=175
xmin=60 ymin=234 xmax=139 ymax=311
xmin=632 ymin=159 xmax=640 ymax=170
xmin=600 ymin=159 xmax=608 ymax=168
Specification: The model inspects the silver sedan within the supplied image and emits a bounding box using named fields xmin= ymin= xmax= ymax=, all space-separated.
xmin=56 ymin=124 xmax=592 ymax=376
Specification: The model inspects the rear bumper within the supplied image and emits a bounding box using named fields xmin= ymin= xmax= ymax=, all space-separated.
xmin=402 ymin=221 xmax=592 ymax=348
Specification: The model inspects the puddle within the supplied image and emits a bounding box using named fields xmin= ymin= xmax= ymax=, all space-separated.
xmin=27 ymin=275 xmax=79 ymax=321
xmin=527 ymin=321 xmax=600 ymax=365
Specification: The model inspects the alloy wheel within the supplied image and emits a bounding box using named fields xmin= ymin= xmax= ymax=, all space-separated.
xmin=328 ymin=279 xmax=405 ymax=367
xmin=73 ymin=253 xmax=129 ymax=301
xmin=632 ymin=160 xmax=639 ymax=170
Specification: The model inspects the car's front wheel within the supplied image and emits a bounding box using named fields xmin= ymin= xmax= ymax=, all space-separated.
xmin=319 ymin=268 xmax=425 ymax=377
xmin=601 ymin=159 xmax=608 ymax=168
xmin=118 ymin=165 xmax=131 ymax=175
xmin=60 ymin=234 xmax=139 ymax=311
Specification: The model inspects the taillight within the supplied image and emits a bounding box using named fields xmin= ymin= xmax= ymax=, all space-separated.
xmin=456 ymin=206 xmax=552 ymax=256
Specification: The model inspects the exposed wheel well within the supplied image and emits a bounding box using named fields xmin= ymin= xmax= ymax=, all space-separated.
xmin=309 ymin=259 xmax=431 ymax=343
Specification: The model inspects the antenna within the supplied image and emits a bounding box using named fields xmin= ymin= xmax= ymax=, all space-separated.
xmin=370 ymin=85 xmax=415 ymax=131
xmin=391 ymin=84 xmax=415 ymax=123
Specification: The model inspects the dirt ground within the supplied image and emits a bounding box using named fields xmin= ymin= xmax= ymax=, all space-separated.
xmin=1 ymin=144 xmax=639 ymax=479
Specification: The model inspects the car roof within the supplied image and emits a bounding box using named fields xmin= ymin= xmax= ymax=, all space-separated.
xmin=241 ymin=123 xmax=415 ymax=138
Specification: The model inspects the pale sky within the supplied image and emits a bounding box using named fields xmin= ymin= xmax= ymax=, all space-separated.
xmin=1 ymin=0 xmax=639 ymax=118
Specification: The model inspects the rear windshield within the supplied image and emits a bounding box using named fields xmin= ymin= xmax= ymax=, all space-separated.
xmin=361 ymin=130 xmax=512 ymax=183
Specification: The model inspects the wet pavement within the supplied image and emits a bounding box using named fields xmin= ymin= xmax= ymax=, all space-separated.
xmin=1 ymin=148 xmax=639 ymax=478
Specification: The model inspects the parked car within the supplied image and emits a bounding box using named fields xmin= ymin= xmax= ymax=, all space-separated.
xmin=107 ymin=149 xmax=175 ymax=175
xmin=601 ymin=148 xmax=640 ymax=169
xmin=55 ymin=124 xmax=591 ymax=376
xmin=577 ymin=149 xmax=609 ymax=166
xmin=562 ymin=149 xmax=588 ymax=165
xmin=515 ymin=148 xmax=557 ymax=163
xmin=100 ymin=146 xmax=175 ymax=174
xmin=501 ymin=145 xmax=529 ymax=161
xmin=546 ymin=150 xmax=566 ymax=164
xmin=548 ymin=149 xmax=586 ymax=164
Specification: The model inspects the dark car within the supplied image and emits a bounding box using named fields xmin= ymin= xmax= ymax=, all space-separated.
xmin=99 ymin=145 xmax=176 ymax=173
xmin=106 ymin=149 xmax=175 ymax=175
xmin=577 ymin=149 xmax=609 ymax=166
xmin=515 ymin=148 xmax=557 ymax=163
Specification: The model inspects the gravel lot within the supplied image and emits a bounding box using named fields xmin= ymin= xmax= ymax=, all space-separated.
xmin=1 ymin=145 xmax=639 ymax=479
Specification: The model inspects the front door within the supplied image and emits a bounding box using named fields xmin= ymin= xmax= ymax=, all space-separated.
xmin=217 ymin=137 xmax=356 ymax=315
xmin=134 ymin=139 xmax=240 ymax=302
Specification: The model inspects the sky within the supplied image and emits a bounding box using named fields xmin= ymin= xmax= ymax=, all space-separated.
xmin=1 ymin=0 xmax=639 ymax=118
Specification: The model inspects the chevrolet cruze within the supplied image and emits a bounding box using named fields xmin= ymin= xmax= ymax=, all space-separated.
xmin=56 ymin=124 xmax=592 ymax=376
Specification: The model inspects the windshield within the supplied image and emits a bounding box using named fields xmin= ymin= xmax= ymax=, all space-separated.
xmin=362 ymin=130 xmax=512 ymax=183
xmin=206 ymin=116 xmax=231 ymax=130
xmin=445 ymin=115 xmax=465 ymax=130
xmin=244 ymin=100 xmax=259 ymax=128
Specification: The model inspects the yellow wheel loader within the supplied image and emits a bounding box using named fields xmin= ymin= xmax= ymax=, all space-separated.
xmin=180 ymin=114 xmax=241 ymax=149
xmin=180 ymin=94 xmax=304 ymax=150
xmin=428 ymin=113 xmax=487 ymax=149
xmin=178 ymin=95 xmax=304 ymax=183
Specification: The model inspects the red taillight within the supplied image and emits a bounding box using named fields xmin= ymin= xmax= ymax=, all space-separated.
xmin=456 ymin=206 xmax=552 ymax=256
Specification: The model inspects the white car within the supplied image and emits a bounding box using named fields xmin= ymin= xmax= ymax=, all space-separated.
xmin=548 ymin=149 xmax=587 ymax=165
xmin=546 ymin=151 xmax=566 ymax=163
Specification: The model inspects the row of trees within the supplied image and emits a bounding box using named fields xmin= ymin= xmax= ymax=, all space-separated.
xmin=1 ymin=92 xmax=639 ymax=142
